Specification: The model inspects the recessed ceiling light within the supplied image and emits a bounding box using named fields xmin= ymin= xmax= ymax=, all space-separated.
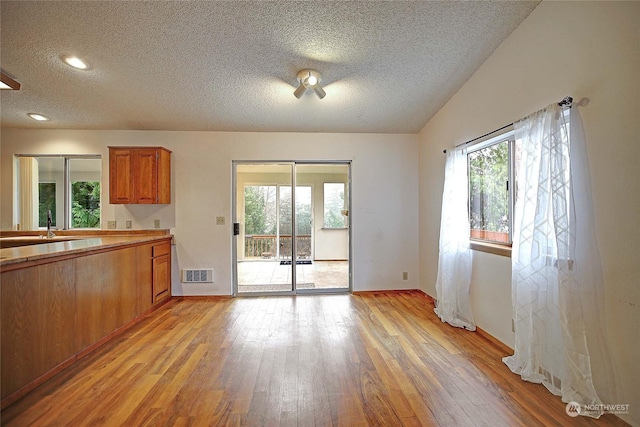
xmin=62 ymin=56 xmax=89 ymax=70
xmin=28 ymin=113 xmax=50 ymax=121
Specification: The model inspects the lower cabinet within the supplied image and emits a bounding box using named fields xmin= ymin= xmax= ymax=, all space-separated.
xmin=0 ymin=237 xmax=172 ymax=407
xmin=152 ymin=242 xmax=171 ymax=303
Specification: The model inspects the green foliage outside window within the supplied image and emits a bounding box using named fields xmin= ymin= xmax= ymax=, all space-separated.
xmin=278 ymin=186 xmax=312 ymax=235
xmin=38 ymin=183 xmax=57 ymax=227
xmin=72 ymin=181 xmax=101 ymax=228
xmin=244 ymin=186 xmax=277 ymax=235
xmin=244 ymin=185 xmax=312 ymax=236
xmin=468 ymin=141 xmax=509 ymax=233
xmin=323 ymin=183 xmax=346 ymax=228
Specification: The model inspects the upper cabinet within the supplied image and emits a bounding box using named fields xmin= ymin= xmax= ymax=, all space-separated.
xmin=109 ymin=147 xmax=171 ymax=204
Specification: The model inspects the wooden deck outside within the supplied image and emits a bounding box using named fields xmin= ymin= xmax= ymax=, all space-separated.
xmin=244 ymin=235 xmax=312 ymax=259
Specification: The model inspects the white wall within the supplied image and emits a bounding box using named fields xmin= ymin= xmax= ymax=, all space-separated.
xmin=1 ymin=130 xmax=419 ymax=295
xmin=419 ymin=2 xmax=639 ymax=425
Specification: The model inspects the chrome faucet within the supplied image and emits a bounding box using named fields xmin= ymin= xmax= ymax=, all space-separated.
xmin=47 ymin=210 xmax=56 ymax=238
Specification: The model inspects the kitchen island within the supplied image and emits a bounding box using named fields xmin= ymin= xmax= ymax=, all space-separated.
xmin=0 ymin=231 xmax=173 ymax=409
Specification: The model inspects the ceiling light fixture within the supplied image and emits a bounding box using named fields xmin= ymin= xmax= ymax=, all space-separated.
xmin=28 ymin=113 xmax=50 ymax=121
xmin=0 ymin=71 xmax=21 ymax=90
xmin=293 ymin=69 xmax=326 ymax=99
xmin=62 ymin=56 xmax=89 ymax=70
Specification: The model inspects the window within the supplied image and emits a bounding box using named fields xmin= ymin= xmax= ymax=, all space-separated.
xmin=323 ymin=182 xmax=346 ymax=228
xmin=244 ymin=185 xmax=277 ymax=235
xmin=16 ymin=155 xmax=101 ymax=230
xmin=466 ymin=109 xmax=569 ymax=248
xmin=468 ymin=136 xmax=513 ymax=244
xmin=38 ymin=182 xmax=57 ymax=228
xmin=71 ymin=181 xmax=101 ymax=228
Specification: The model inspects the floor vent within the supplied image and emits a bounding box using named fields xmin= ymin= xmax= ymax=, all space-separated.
xmin=182 ymin=269 xmax=213 ymax=283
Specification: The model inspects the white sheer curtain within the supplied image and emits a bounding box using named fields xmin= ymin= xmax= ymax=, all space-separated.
xmin=503 ymin=103 xmax=616 ymax=417
xmin=19 ymin=157 xmax=39 ymax=231
xmin=434 ymin=147 xmax=475 ymax=331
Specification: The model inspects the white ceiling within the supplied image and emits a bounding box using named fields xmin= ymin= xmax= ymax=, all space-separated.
xmin=1 ymin=1 xmax=539 ymax=133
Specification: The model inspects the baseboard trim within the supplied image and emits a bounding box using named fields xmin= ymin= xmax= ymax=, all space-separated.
xmin=0 ymin=356 xmax=76 ymax=410
xmin=416 ymin=289 xmax=513 ymax=353
xmin=173 ymin=295 xmax=234 ymax=300
xmin=352 ymin=289 xmax=421 ymax=296
xmin=476 ymin=326 xmax=513 ymax=354
xmin=416 ymin=289 xmax=435 ymax=301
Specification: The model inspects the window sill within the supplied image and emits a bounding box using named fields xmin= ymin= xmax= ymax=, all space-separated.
xmin=321 ymin=227 xmax=348 ymax=230
xmin=470 ymin=240 xmax=512 ymax=258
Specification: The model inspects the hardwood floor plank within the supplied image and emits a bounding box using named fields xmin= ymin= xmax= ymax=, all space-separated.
xmin=151 ymin=343 xmax=209 ymax=409
xmin=297 ymin=335 xmax=317 ymax=425
xmin=102 ymin=373 xmax=163 ymax=426
xmin=1 ymin=291 xmax=629 ymax=426
xmin=404 ymin=392 xmax=442 ymax=426
xmin=189 ymin=390 xmax=224 ymax=424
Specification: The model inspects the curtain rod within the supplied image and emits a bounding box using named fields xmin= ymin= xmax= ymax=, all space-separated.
xmin=443 ymin=96 xmax=573 ymax=154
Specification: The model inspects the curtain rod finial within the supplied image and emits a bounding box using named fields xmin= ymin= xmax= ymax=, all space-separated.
xmin=559 ymin=96 xmax=573 ymax=107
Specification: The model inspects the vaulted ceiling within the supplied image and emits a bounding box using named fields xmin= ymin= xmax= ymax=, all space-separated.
xmin=1 ymin=1 xmax=539 ymax=133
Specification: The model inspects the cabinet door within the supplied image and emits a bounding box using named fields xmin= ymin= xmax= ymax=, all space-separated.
xmin=109 ymin=149 xmax=135 ymax=204
xmin=134 ymin=149 xmax=158 ymax=204
xmin=156 ymin=148 xmax=171 ymax=204
xmin=152 ymin=251 xmax=170 ymax=303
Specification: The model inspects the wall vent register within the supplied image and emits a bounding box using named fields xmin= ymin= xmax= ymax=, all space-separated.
xmin=182 ymin=269 xmax=213 ymax=283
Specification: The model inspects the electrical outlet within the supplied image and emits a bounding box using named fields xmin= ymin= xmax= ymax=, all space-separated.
xmin=125 ymin=220 xmax=132 ymax=229
xmin=512 ymin=318 xmax=515 ymax=333
xmin=402 ymin=272 xmax=408 ymax=280
xmin=216 ymin=216 xmax=225 ymax=225
xmin=107 ymin=221 xmax=116 ymax=229
xmin=154 ymin=219 xmax=161 ymax=229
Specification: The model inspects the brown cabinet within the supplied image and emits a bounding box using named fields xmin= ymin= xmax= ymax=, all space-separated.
xmin=152 ymin=242 xmax=171 ymax=303
xmin=1 ymin=236 xmax=172 ymax=407
xmin=109 ymin=147 xmax=171 ymax=204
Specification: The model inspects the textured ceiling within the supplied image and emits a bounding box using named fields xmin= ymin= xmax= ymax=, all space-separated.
xmin=0 ymin=1 xmax=539 ymax=133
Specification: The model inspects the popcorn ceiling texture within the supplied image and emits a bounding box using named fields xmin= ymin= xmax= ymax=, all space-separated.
xmin=1 ymin=1 xmax=539 ymax=133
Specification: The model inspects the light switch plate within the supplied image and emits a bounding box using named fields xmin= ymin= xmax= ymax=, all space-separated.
xmin=107 ymin=221 xmax=116 ymax=229
xmin=216 ymin=216 xmax=225 ymax=225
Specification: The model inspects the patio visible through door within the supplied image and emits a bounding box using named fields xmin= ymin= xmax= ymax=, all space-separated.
xmin=234 ymin=162 xmax=350 ymax=295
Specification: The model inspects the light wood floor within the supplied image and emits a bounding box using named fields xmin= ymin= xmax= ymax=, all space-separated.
xmin=1 ymin=291 xmax=628 ymax=426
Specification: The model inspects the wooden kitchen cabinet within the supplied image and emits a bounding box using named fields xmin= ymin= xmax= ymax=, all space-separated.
xmin=152 ymin=241 xmax=171 ymax=304
xmin=109 ymin=146 xmax=171 ymax=204
xmin=1 ymin=261 xmax=77 ymax=401
xmin=1 ymin=236 xmax=172 ymax=407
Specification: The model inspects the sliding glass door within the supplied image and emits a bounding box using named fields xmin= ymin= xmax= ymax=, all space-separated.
xmin=295 ymin=164 xmax=350 ymax=291
xmin=235 ymin=164 xmax=293 ymax=293
xmin=233 ymin=162 xmax=350 ymax=295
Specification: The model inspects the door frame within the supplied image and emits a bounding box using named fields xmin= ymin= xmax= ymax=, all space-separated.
xmin=232 ymin=160 xmax=352 ymax=296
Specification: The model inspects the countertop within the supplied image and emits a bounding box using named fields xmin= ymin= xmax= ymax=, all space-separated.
xmin=0 ymin=234 xmax=172 ymax=270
